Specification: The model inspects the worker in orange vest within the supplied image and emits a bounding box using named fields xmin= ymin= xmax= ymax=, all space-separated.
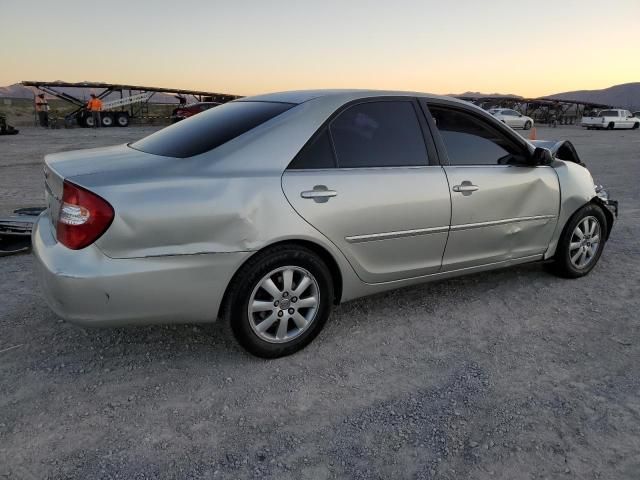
xmin=86 ymin=94 xmax=103 ymax=128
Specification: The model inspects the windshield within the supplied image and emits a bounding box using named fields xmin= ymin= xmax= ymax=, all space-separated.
xmin=131 ymin=101 xmax=295 ymax=158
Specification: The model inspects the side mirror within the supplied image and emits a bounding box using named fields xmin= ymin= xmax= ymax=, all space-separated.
xmin=531 ymin=147 xmax=553 ymax=166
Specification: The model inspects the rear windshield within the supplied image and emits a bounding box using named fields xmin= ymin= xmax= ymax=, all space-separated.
xmin=598 ymin=110 xmax=619 ymax=117
xmin=131 ymin=101 xmax=294 ymax=158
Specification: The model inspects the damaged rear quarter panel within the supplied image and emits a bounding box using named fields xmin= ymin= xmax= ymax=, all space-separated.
xmin=89 ymin=172 xmax=321 ymax=258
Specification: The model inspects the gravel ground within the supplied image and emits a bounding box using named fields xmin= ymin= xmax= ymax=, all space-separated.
xmin=1 ymin=126 xmax=639 ymax=479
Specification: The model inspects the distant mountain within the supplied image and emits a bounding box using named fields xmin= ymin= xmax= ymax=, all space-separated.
xmin=543 ymin=83 xmax=640 ymax=110
xmin=0 ymin=83 xmax=33 ymax=98
xmin=0 ymin=82 xmax=180 ymax=103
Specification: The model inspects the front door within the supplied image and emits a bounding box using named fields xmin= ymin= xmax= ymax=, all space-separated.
xmin=426 ymin=103 xmax=560 ymax=270
xmin=282 ymin=99 xmax=451 ymax=283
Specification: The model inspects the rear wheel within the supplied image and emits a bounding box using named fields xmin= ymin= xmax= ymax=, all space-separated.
xmin=225 ymin=245 xmax=334 ymax=358
xmin=101 ymin=114 xmax=113 ymax=127
xmin=547 ymin=204 xmax=607 ymax=278
xmin=115 ymin=113 xmax=129 ymax=127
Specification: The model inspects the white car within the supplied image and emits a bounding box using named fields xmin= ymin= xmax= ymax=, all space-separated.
xmin=488 ymin=108 xmax=534 ymax=130
xmin=489 ymin=108 xmax=533 ymax=130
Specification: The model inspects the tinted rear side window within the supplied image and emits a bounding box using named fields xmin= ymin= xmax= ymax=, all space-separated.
xmin=288 ymin=128 xmax=337 ymax=169
xmin=131 ymin=101 xmax=294 ymax=158
xmin=329 ymin=101 xmax=428 ymax=168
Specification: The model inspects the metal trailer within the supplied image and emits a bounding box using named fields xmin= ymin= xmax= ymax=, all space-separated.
xmin=21 ymin=81 xmax=240 ymax=128
xmin=456 ymin=95 xmax=613 ymax=126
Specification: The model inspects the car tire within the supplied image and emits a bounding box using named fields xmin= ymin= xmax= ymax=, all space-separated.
xmin=547 ymin=203 xmax=607 ymax=279
xmin=224 ymin=245 xmax=334 ymax=358
xmin=607 ymin=122 xmax=615 ymax=130
xmin=524 ymin=121 xmax=532 ymax=130
xmin=633 ymin=122 xmax=639 ymax=130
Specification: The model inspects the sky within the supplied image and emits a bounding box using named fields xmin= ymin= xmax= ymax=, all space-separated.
xmin=1 ymin=0 xmax=639 ymax=97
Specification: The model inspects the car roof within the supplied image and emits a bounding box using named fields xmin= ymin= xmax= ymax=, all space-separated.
xmin=236 ymin=89 xmax=470 ymax=106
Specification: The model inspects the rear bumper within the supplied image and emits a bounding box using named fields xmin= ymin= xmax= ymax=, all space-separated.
xmin=32 ymin=213 xmax=251 ymax=327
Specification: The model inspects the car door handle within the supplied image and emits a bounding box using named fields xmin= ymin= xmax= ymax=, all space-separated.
xmin=301 ymin=185 xmax=337 ymax=203
xmin=452 ymin=181 xmax=479 ymax=195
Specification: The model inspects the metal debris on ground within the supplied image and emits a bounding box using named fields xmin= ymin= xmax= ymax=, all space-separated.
xmin=0 ymin=207 xmax=45 ymax=256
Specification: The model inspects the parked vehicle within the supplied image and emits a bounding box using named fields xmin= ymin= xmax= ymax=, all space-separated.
xmin=488 ymin=108 xmax=534 ymax=130
xmin=581 ymin=109 xmax=640 ymax=130
xmin=33 ymin=90 xmax=618 ymax=357
xmin=170 ymin=102 xmax=220 ymax=123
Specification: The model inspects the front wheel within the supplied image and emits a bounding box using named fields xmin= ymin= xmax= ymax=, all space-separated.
xmin=547 ymin=204 xmax=607 ymax=278
xmin=633 ymin=122 xmax=639 ymax=130
xmin=524 ymin=120 xmax=532 ymax=130
xmin=607 ymin=122 xmax=615 ymax=130
xmin=225 ymin=246 xmax=334 ymax=358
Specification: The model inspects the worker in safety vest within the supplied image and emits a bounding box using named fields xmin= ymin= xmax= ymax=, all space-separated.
xmin=35 ymin=93 xmax=49 ymax=127
xmin=87 ymin=94 xmax=103 ymax=128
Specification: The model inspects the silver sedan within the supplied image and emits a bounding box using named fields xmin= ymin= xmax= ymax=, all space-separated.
xmin=33 ymin=90 xmax=618 ymax=357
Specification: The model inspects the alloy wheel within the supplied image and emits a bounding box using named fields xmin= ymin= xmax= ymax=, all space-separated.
xmin=569 ymin=216 xmax=601 ymax=269
xmin=248 ymin=266 xmax=320 ymax=343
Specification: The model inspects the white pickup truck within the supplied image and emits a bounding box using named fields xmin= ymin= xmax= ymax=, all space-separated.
xmin=581 ymin=109 xmax=640 ymax=130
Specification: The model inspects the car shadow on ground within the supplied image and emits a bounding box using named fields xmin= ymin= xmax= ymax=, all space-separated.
xmin=51 ymin=261 xmax=556 ymax=364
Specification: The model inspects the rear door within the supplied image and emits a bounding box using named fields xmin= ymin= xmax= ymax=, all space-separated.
xmin=282 ymin=98 xmax=451 ymax=283
xmin=424 ymin=102 xmax=560 ymax=271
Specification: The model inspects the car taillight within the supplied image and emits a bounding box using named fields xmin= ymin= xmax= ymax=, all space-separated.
xmin=56 ymin=180 xmax=114 ymax=250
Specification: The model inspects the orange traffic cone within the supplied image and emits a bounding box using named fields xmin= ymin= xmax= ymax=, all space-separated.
xmin=528 ymin=127 xmax=537 ymax=140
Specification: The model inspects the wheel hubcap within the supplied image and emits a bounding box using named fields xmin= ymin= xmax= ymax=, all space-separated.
xmin=569 ymin=216 xmax=601 ymax=269
xmin=248 ymin=266 xmax=320 ymax=343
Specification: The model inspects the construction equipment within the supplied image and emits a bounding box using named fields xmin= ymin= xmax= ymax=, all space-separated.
xmin=21 ymin=81 xmax=240 ymax=128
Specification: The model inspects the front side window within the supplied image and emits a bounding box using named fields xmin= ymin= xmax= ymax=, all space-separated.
xmin=329 ymin=101 xmax=428 ymax=168
xmin=131 ymin=101 xmax=294 ymax=158
xmin=429 ymin=106 xmax=528 ymax=166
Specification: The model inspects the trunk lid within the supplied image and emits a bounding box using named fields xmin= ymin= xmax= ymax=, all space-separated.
xmin=43 ymin=144 xmax=165 ymax=240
